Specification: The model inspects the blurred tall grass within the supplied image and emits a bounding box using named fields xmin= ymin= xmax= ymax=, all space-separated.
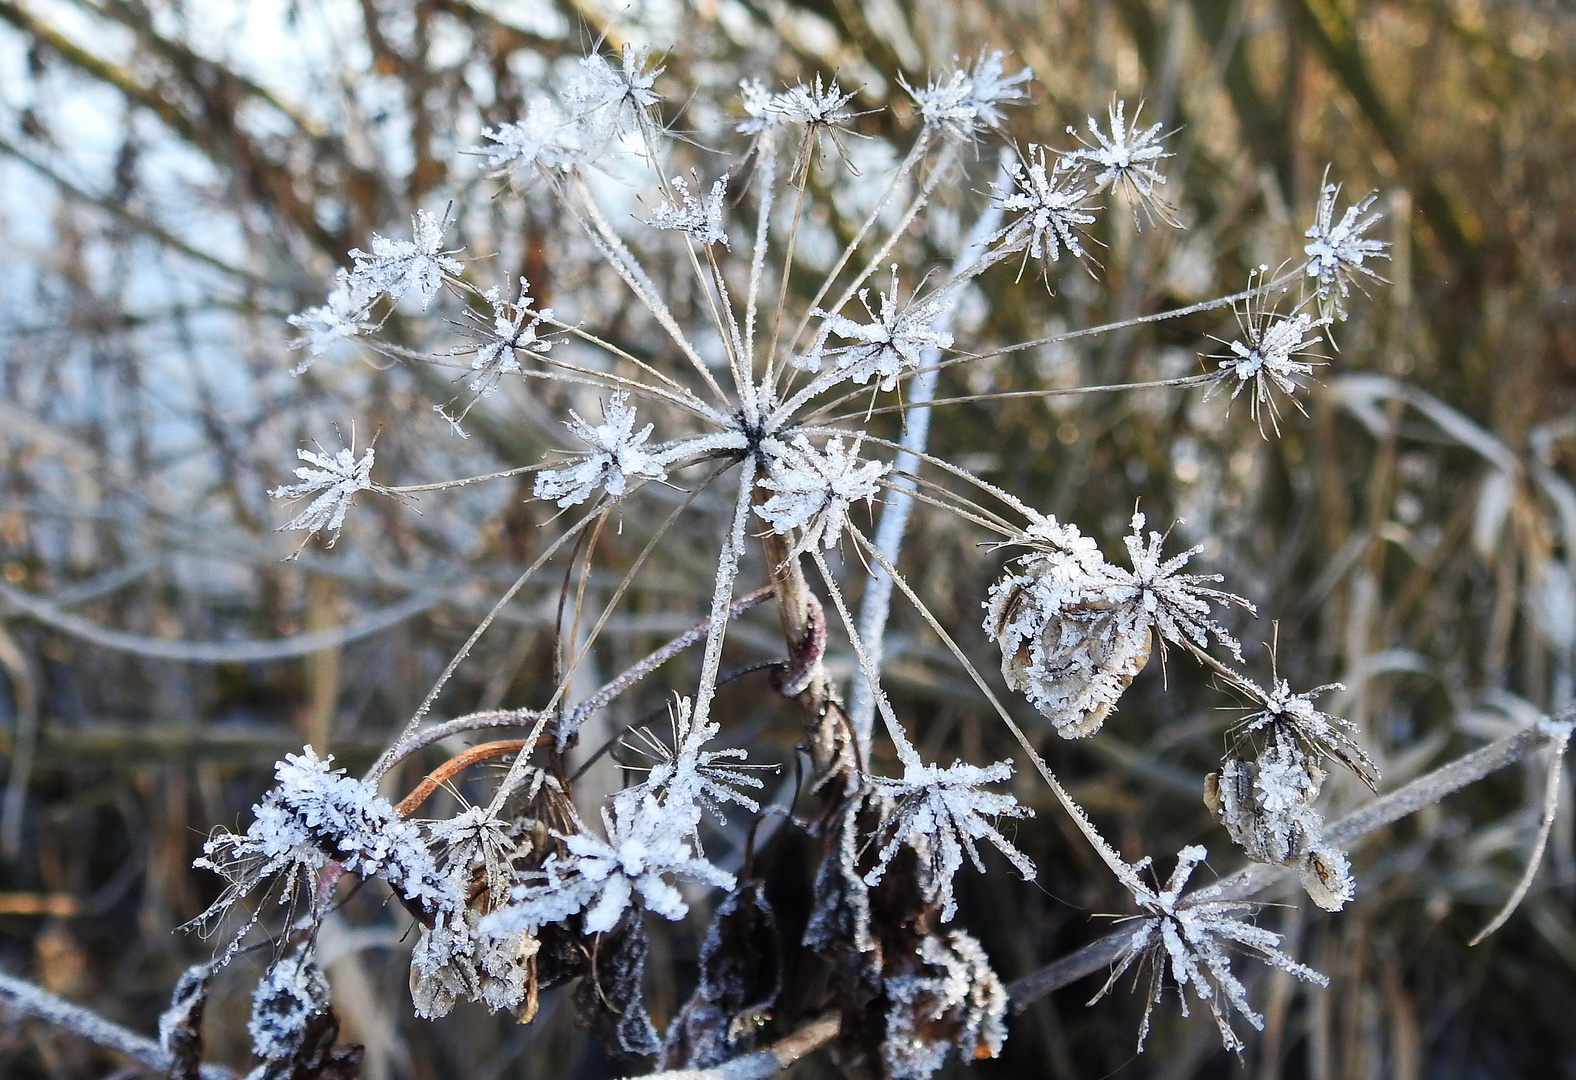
xmin=0 ymin=0 xmax=1574 ymax=1076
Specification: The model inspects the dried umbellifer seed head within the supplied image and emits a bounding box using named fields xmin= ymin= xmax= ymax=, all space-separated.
xmin=992 ymin=586 xmax=1152 ymax=737
xmin=1300 ymin=844 xmax=1355 ymax=912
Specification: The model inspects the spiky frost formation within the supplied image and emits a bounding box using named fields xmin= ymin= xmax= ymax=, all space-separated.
xmin=1064 ymin=98 xmax=1176 ymax=226
xmin=1207 ymin=286 xmax=1326 ymax=434
xmin=269 ymin=442 xmax=385 ymax=544
xmin=533 ymin=391 xmax=667 ymax=507
xmin=991 ymin=144 xmax=1097 ymax=272
xmin=764 ymin=74 xmax=856 ymax=127
xmin=755 ymin=434 xmax=889 ymax=554
xmin=476 ymin=99 xmax=585 ymax=182
xmin=1203 ymin=672 xmax=1374 ymax=910
xmin=625 ymin=697 xmax=769 ymax=827
xmin=799 ymin=271 xmax=954 ymax=390
xmin=647 ymin=174 xmax=730 ymax=247
xmin=883 ymin=931 xmax=1008 ymax=1079
xmin=192 ymin=748 xmax=458 ymax=935
xmin=1114 ymin=512 xmax=1253 ymax=660
xmin=1304 ymin=182 xmax=1389 ymax=321
xmin=481 ymin=791 xmax=735 ymax=936
xmin=904 ymin=51 xmax=1032 ymax=139
xmin=347 ymin=208 xmax=462 ymax=310
xmin=455 ymin=278 xmax=552 ymax=396
xmin=410 ymin=909 xmax=539 ymax=1019
xmin=286 ymin=268 xmax=375 ymax=367
xmin=1093 ymin=846 xmax=1328 ymax=1053
xmin=985 ymin=518 xmax=1150 ymax=736
xmin=864 ymin=758 xmax=1035 ymax=922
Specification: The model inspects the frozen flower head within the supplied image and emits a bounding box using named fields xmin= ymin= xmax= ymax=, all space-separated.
xmin=798 ymin=269 xmax=954 ymax=391
xmin=1228 ymin=672 xmax=1376 ymax=788
xmin=991 ymin=144 xmax=1098 ymax=276
xmin=1304 ymin=179 xmax=1390 ymax=322
xmin=475 ymin=99 xmax=585 ymax=184
xmin=455 ymin=278 xmax=553 ymax=396
xmin=756 ymin=434 xmax=890 ymax=555
xmin=348 ymin=208 xmax=462 ymax=310
xmin=904 ymin=51 xmax=1032 ymax=140
xmin=622 ymin=696 xmax=771 ymax=826
xmin=269 ymin=437 xmax=388 ymax=548
xmin=883 ymin=931 xmax=1008 ymax=1078
xmin=1063 ymin=98 xmax=1177 ymax=227
xmin=1112 ymin=512 xmax=1253 ymax=660
xmin=647 ymin=173 xmax=730 ymax=248
xmin=567 ymin=43 xmax=662 ymax=123
xmin=248 ymin=945 xmax=331 ymax=1064
xmin=189 ymin=748 xmax=459 ymax=958
xmin=735 ymin=77 xmax=777 ymax=136
xmin=1093 ymin=845 xmax=1329 ymax=1053
xmin=984 ymin=518 xmax=1150 ymax=737
xmin=533 ymin=391 xmax=668 ymax=507
xmin=286 ymin=268 xmax=375 ymax=370
xmin=865 ymin=757 xmax=1035 ymax=923
xmin=482 ymin=791 xmax=735 ymax=937
xmin=1207 ymin=278 xmax=1326 ymax=435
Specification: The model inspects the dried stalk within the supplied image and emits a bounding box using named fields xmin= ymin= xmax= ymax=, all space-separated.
xmin=618 ymin=1013 xmax=841 ymax=1080
xmin=0 ymin=971 xmax=235 ymax=1080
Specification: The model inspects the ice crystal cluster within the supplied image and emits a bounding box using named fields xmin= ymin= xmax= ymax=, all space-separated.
xmin=190 ymin=37 xmax=1397 ymax=1078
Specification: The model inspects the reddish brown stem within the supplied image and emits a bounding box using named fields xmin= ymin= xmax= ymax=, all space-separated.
xmin=394 ymin=738 xmax=543 ymax=817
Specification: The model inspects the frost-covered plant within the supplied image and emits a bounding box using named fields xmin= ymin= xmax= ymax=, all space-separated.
xmin=189 ymin=39 xmax=1420 ymax=1077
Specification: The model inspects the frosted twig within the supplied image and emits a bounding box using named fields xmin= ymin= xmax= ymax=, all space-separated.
xmin=615 ymin=1012 xmax=840 ymax=1080
xmin=1469 ymin=723 xmax=1571 ymax=944
xmin=0 ymin=581 xmax=440 ymax=664
xmin=848 ymin=155 xmax=1010 ymax=754
xmin=0 ymin=970 xmax=235 ymax=1080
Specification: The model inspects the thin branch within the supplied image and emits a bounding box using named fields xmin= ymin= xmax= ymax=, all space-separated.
xmin=0 ymin=580 xmax=440 ymax=664
xmin=616 ymin=1013 xmax=840 ymax=1080
xmin=0 ymin=970 xmax=235 ymax=1080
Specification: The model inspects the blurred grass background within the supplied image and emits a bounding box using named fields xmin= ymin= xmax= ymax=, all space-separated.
xmin=0 ymin=0 xmax=1574 ymax=1077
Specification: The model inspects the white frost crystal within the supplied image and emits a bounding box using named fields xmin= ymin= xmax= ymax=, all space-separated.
xmin=865 ymin=757 xmax=1034 ymax=923
xmin=991 ymin=144 xmax=1097 ymax=269
xmin=533 ymin=392 xmax=667 ymax=507
xmin=647 ymin=174 xmax=730 ymax=248
xmin=458 ymin=278 xmax=552 ymax=396
xmin=1210 ymin=300 xmax=1324 ymax=433
xmin=905 ymin=51 xmax=1031 ymax=139
xmin=248 ymin=946 xmax=330 ymax=1064
xmin=883 ymin=931 xmax=1008 ymax=1079
xmin=1304 ymin=181 xmax=1389 ymax=320
xmin=1063 ymin=99 xmax=1174 ymax=225
xmin=798 ymin=271 xmax=954 ymax=391
xmin=1093 ymin=845 xmax=1328 ymax=1053
xmin=270 ymin=442 xmax=384 ymax=543
xmin=347 ymin=208 xmax=462 ymax=309
xmin=483 ymin=791 xmax=735 ymax=936
xmin=756 ymin=434 xmax=889 ymax=554
xmin=287 ymin=268 xmax=375 ymax=368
